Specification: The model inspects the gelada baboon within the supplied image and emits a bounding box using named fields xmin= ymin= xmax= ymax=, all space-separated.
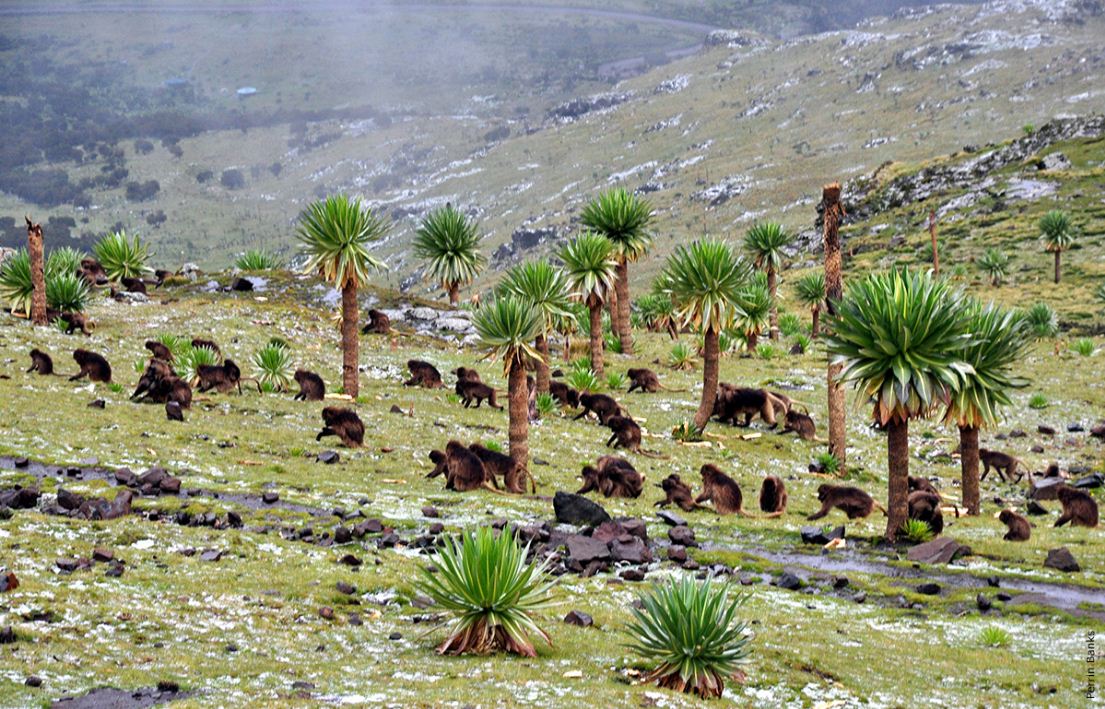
xmin=27 ymin=349 xmax=54 ymax=375
xmin=166 ymin=401 xmax=185 ymax=422
xmin=908 ymin=476 xmax=940 ymax=496
xmin=154 ymin=269 xmax=174 ymax=287
xmin=979 ymin=449 xmax=1022 ymax=483
xmin=468 ymin=443 xmax=533 ymax=494
xmin=574 ymin=392 xmax=624 ymax=424
xmin=695 ymin=464 xmax=746 ymax=515
xmin=1055 ymin=485 xmax=1099 ymax=528
xmin=907 ymin=490 xmax=944 ymax=535
xmin=452 ymin=367 xmax=481 ymax=383
xmin=549 ymin=380 xmax=580 ymax=408
xmin=145 ymin=340 xmax=174 ymax=362
xmin=293 ymin=369 xmax=325 ymax=401
xmin=577 ymin=456 xmax=643 ymax=498
xmin=998 ymin=509 xmax=1031 ymax=541
xmin=316 ymin=407 xmax=364 ymax=448
xmin=80 ymin=257 xmax=108 ymax=286
xmin=759 ymin=475 xmax=788 ymax=517
xmin=132 ymin=360 xmax=191 ymax=409
xmin=807 ymin=484 xmax=882 ymax=520
xmin=196 ymin=359 xmax=256 ymax=394
xmin=405 ymin=359 xmax=443 ymax=388
xmin=70 ymin=349 xmax=112 ymax=383
xmin=361 ymin=309 xmax=391 ymax=335
xmin=191 ymin=338 xmax=222 ymax=359
xmin=442 ymin=440 xmax=499 ymax=493
xmin=426 ymin=449 xmax=448 ymax=480
xmin=455 ymin=379 xmax=503 ymax=409
xmin=55 ymin=311 xmax=92 ymax=336
xmin=604 ymin=416 xmax=666 ymax=458
xmin=654 ymin=474 xmax=704 ymax=512
xmin=626 ymin=368 xmax=685 ymax=394
xmin=120 ymin=276 xmax=147 ymax=294
xmin=780 ymin=409 xmax=822 ymax=442
xmin=712 ymin=384 xmax=783 ymax=428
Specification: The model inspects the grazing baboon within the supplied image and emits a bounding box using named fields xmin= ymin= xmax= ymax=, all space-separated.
xmin=196 ymin=359 xmax=251 ymax=394
xmin=70 ymin=349 xmax=112 ymax=383
xmin=426 ymin=449 xmax=448 ymax=480
xmin=361 ymin=309 xmax=391 ymax=334
xmin=807 ymin=484 xmax=879 ymax=520
xmin=605 ymin=415 xmax=641 ymax=449
xmin=1042 ymin=462 xmax=1061 ymax=479
xmin=469 ymin=443 xmax=533 ymax=494
xmin=1055 ymin=485 xmax=1099 ymax=528
xmin=154 ymin=269 xmax=174 ymax=287
xmin=455 ymin=379 xmax=503 ymax=409
xmin=998 ymin=509 xmax=1031 ymax=541
xmin=574 ymin=393 xmax=624 ymax=424
xmin=907 ymin=490 xmax=944 ymax=535
xmin=121 ymin=276 xmax=147 ymax=294
xmin=654 ymin=474 xmax=704 ymax=512
xmin=908 ymin=476 xmax=940 ymax=496
xmin=80 ymin=257 xmax=108 ymax=286
xmin=405 ymin=359 xmax=443 ymax=388
xmin=316 ymin=407 xmax=365 ymax=448
xmin=626 ymin=368 xmax=684 ymax=394
xmin=293 ymin=369 xmax=325 ymax=401
xmin=145 ymin=340 xmax=174 ymax=362
xmin=979 ymin=449 xmax=1022 ymax=483
xmin=166 ymin=401 xmax=184 ymax=422
xmin=759 ymin=475 xmax=788 ymax=516
xmin=577 ymin=456 xmax=642 ymax=498
xmin=780 ymin=409 xmax=820 ymax=441
xmin=132 ymin=361 xmax=191 ymax=409
xmin=27 ymin=349 xmax=54 ymax=375
xmin=695 ymin=464 xmax=746 ymax=515
xmin=443 ymin=440 xmax=497 ymax=493
xmin=712 ymin=384 xmax=782 ymax=428
xmin=452 ymin=367 xmax=481 ymax=383
xmin=549 ymin=380 xmax=580 ymax=408
xmin=56 ymin=311 xmax=92 ymax=336
xmin=191 ymin=338 xmax=222 ymax=358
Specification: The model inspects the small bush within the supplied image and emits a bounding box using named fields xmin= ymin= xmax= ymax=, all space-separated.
xmin=979 ymin=627 xmax=1011 ymax=648
xmin=977 ymin=248 xmax=1009 ymax=286
xmin=1072 ymin=338 xmax=1095 ymax=357
xmin=668 ymin=341 xmax=695 ymax=370
xmin=814 ymin=452 xmax=841 ymax=475
xmin=46 ymin=246 xmax=84 ymax=279
xmin=604 ymin=331 xmax=623 ymax=354
xmin=1022 ymin=302 xmax=1058 ymax=339
xmin=93 ymin=230 xmax=151 ymax=281
xmin=671 ymin=420 xmax=704 ymax=443
xmin=155 ymin=334 xmax=191 ymax=361
xmin=900 ymin=519 xmax=934 ymax=544
xmin=176 ymin=345 xmax=219 ymax=382
xmin=45 ymin=272 xmax=91 ymax=312
xmin=756 ymin=343 xmax=782 ymax=360
xmin=535 ymin=392 xmax=556 ymax=416
xmin=236 ymin=249 xmax=284 ymax=271
xmin=606 ymin=372 xmax=627 ymax=390
xmin=1028 ymin=393 xmax=1048 ymax=410
xmin=482 ymin=439 xmax=505 ymax=454
xmin=252 ymin=342 xmax=293 ymax=392
xmin=567 ymin=367 xmax=600 ymax=392
xmin=777 ymin=312 xmax=802 ymax=337
xmin=0 ymin=249 xmax=33 ymax=315
xmin=791 ymin=333 xmax=812 ymax=354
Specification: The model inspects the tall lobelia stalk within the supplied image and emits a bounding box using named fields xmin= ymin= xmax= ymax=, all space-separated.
xmin=821 ymin=184 xmax=847 ymax=471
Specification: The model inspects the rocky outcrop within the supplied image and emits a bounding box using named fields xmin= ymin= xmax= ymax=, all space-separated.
xmin=547 ymin=92 xmax=633 ymax=123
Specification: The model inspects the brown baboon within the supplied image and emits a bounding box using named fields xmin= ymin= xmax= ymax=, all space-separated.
xmin=1042 ymin=462 xmax=1062 ymax=478
xmin=166 ymin=401 xmax=185 ymax=422
xmin=469 ymin=443 xmax=534 ymax=493
xmin=120 ymin=276 xmax=148 ymax=294
xmin=191 ymin=338 xmax=222 ymax=359
xmin=405 ymin=359 xmax=443 ymax=388
xmin=70 ymin=349 xmax=112 ymax=383
xmin=316 ymin=407 xmax=364 ymax=448
xmin=577 ymin=456 xmax=642 ymax=498
xmin=1055 ymin=485 xmax=1099 ymax=528
xmin=998 ymin=509 xmax=1031 ymax=541
xmin=27 ymin=349 xmax=54 ymax=375
xmin=907 ymin=490 xmax=944 ymax=535
xmin=443 ymin=440 xmax=498 ymax=493
xmin=654 ymin=474 xmax=704 ymax=512
xmin=712 ymin=384 xmax=782 ymax=428
xmin=361 ymin=309 xmax=391 ymax=334
xmin=549 ymin=380 xmax=580 ymax=408
xmin=154 ymin=269 xmax=174 ymax=287
xmin=780 ymin=409 xmax=821 ymax=441
xmin=80 ymin=257 xmax=108 ymax=286
xmin=574 ymin=393 xmax=624 ymax=424
xmin=908 ymin=476 xmax=941 ymax=496
xmin=455 ymin=379 xmax=503 ymax=409
xmin=759 ymin=475 xmax=788 ymax=516
xmin=605 ymin=415 xmax=641 ymax=450
xmin=132 ymin=362 xmax=191 ymax=409
xmin=196 ymin=359 xmax=253 ymax=394
xmin=56 ymin=311 xmax=92 ymax=336
xmin=695 ymin=464 xmax=746 ymax=515
xmin=452 ymin=367 xmax=481 ymax=383
xmin=293 ymin=369 xmax=325 ymax=401
xmin=426 ymin=449 xmax=448 ymax=480
xmin=626 ymin=368 xmax=685 ymax=394
xmin=807 ymin=484 xmax=879 ymax=520
xmin=979 ymin=449 xmax=1022 ymax=483
xmin=145 ymin=340 xmax=174 ymax=362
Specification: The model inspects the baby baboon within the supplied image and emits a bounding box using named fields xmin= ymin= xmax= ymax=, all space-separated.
xmin=998 ymin=509 xmax=1031 ymax=541
xmin=574 ymin=392 xmax=624 ymax=424
xmin=577 ymin=456 xmax=643 ymax=498
xmin=1041 ymin=462 xmax=1062 ymax=479
xmin=145 ymin=340 xmax=174 ymax=362
xmin=907 ymin=490 xmax=944 ymax=535
xmin=443 ymin=440 xmax=496 ymax=493
xmin=361 ymin=309 xmax=391 ymax=335
xmin=405 ymin=359 xmax=443 ymax=388
xmin=452 ymin=367 xmax=481 ymax=383
xmin=759 ymin=475 xmax=788 ymax=516
xmin=70 ymin=349 xmax=112 ymax=383
xmin=121 ymin=277 xmax=148 ymax=294
xmin=57 ymin=311 xmax=92 ymax=336
xmin=780 ymin=409 xmax=820 ymax=441
xmin=196 ymin=359 xmax=248 ymax=394
xmin=654 ymin=474 xmax=704 ymax=512
xmin=132 ymin=361 xmax=191 ymax=409
xmin=80 ymin=257 xmax=108 ymax=286
xmin=549 ymin=380 xmax=580 ymax=408
xmin=712 ymin=385 xmax=781 ymax=428
xmin=468 ymin=443 xmax=533 ymax=494
xmin=455 ymin=379 xmax=503 ymax=409
xmin=191 ymin=338 xmax=222 ymax=358
xmin=293 ymin=369 xmax=325 ymax=401
xmin=908 ymin=476 xmax=941 ymax=496
xmin=166 ymin=401 xmax=184 ymax=422
xmin=1055 ymin=485 xmax=1099 ymax=528
xmin=27 ymin=349 xmax=54 ymax=375
xmin=695 ymin=464 xmax=746 ymax=515
xmin=316 ymin=407 xmax=364 ymax=448
xmin=426 ymin=449 xmax=448 ymax=480
xmin=626 ymin=368 xmax=684 ymax=394
xmin=807 ymin=484 xmax=878 ymax=520
xmin=979 ymin=449 xmax=1022 ymax=483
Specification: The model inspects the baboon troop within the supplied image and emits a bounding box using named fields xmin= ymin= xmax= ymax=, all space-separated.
xmin=908 ymin=475 xmax=940 ymax=496
xmin=577 ymin=456 xmax=643 ymax=499
xmin=145 ymin=340 xmax=174 ymax=361
xmin=438 ymin=440 xmax=498 ymax=493
xmin=712 ymin=384 xmax=785 ymax=428
xmin=1055 ymin=485 xmax=1099 ymax=528
xmin=293 ymin=369 xmax=326 ymax=401
xmin=196 ymin=359 xmax=248 ymax=394
xmin=549 ymin=380 xmax=580 ymax=408
xmin=361 ymin=309 xmax=391 ymax=335
xmin=574 ymin=393 xmax=624 ymax=424
xmin=604 ymin=415 xmax=641 ymax=451
xmin=999 ymin=509 xmax=1031 ymax=541
xmin=452 ymin=367 xmax=481 ymax=383
xmin=780 ymin=409 xmax=819 ymax=441
xmin=131 ymin=359 xmax=191 ymax=409
xmin=405 ymin=359 xmax=443 ymax=388
xmin=79 ymin=257 xmax=108 ymax=286
xmin=626 ymin=368 xmax=683 ymax=393
xmin=469 ymin=443 xmax=532 ymax=494
xmin=316 ymin=407 xmax=365 ymax=448
xmin=979 ymin=448 xmax=1023 ymax=483
xmin=191 ymin=339 xmax=222 ymax=359
xmin=27 ymin=349 xmax=54 ymax=375
xmin=807 ymin=484 xmax=878 ymax=520
xmin=695 ymin=464 xmax=745 ymax=515
xmin=120 ymin=277 xmax=147 ymax=294
xmin=70 ymin=349 xmax=112 ymax=382
xmin=56 ymin=311 xmax=92 ymax=336
xmin=759 ymin=475 xmax=788 ymax=516
xmin=166 ymin=401 xmax=185 ymax=422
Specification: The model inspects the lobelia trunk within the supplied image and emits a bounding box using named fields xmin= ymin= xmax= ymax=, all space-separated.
xmin=1054 ymin=250 xmax=1061 ymax=285
xmin=694 ymin=326 xmax=719 ymax=431
xmin=767 ymin=267 xmax=779 ymax=340
xmin=746 ymin=330 xmax=759 ymax=350
xmin=615 ymin=259 xmax=634 ymax=354
xmin=448 ymin=282 xmax=460 ymax=306
xmin=27 ymin=218 xmax=47 ymax=326
xmin=811 ymin=304 xmax=821 ymax=338
xmin=885 ymin=418 xmax=910 ymax=542
xmin=929 ymin=210 xmax=939 ymax=276
xmin=960 ymin=424 xmax=980 ymax=516
xmin=507 ymin=354 xmax=529 ymax=470
xmin=822 ymin=183 xmax=847 ymax=472
xmin=534 ymin=333 xmax=550 ymax=395
xmin=588 ymin=295 xmax=604 ymax=377
xmin=341 ymin=284 xmax=360 ymax=398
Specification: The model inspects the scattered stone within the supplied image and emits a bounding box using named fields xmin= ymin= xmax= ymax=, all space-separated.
xmin=13 ymin=458 xmax=28 ymax=468
xmin=88 ymin=399 xmax=105 ymax=409
xmin=319 ymin=607 xmax=334 ymax=620
xmin=317 ymin=451 xmax=340 ymax=465
xmin=421 ymin=505 xmax=439 ymax=518
xmin=775 ymin=571 xmax=802 ymax=590
xmin=553 ymin=491 xmax=611 ymax=527
xmin=0 ymin=487 xmax=40 ymax=509
xmin=655 ymin=510 xmax=687 ymax=527
xmin=610 ymin=536 xmax=651 ymax=564
xmin=668 ymin=526 xmax=697 ymax=547
xmin=159 ymin=476 xmax=181 ymax=494
xmin=389 ymin=632 xmax=403 ymax=641
xmin=667 ymin=545 xmax=687 ymax=562
xmin=682 ymin=559 xmax=700 ymax=571
xmin=56 ymin=558 xmax=81 ymax=573
xmin=338 ymin=554 xmax=362 ymax=567
xmin=57 ymin=488 xmax=84 ymax=511
xmin=1030 ymin=445 xmax=1045 ymax=454
xmin=1037 ymin=425 xmax=1056 ymax=436
xmin=336 ymin=582 xmax=356 ymax=595
xmin=25 ymin=676 xmax=42 ymax=688
xmin=377 ymin=532 xmax=400 ymax=548
xmin=563 ymin=610 xmax=593 ymax=627
xmin=262 ymin=491 xmax=279 ymax=504
xmin=1030 ymin=477 xmax=1065 ymax=501
xmin=348 ymin=613 xmax=363 ymax=626
xmin=1044 ymin=547 xmax=1080 ymax=573
xmin=200 ymin=549 xmax=223 ymax=562
xmin=853 ymin=592 xmax=867 ymax=604
xmin=617 ymin=518 xmax=648 ymax=541
xmin=0 ymin=626 xmax=15 ymax=643
xmin=977 ymin=594 xmax=992 ymax=611
xmin=1008 ymin=429 xmax=1027 ymax=438
xmin=105 ymin=562 xmax=124 ymax=578
xmin=620 ymin=568 xmax=646 ymax=582
xmin=566 ymin=536 xmax=611 ymax=564
xmin=1 ymin=571 xmax=18 ymax=592
xmin=916 ymin=583 xmax=941 ymax=595
xmin=92 ymin=548 xmax=114 ymax=563
xmin=333 ymin=526 xmax=352 ymax=544
xmin=1073 ymin=473 xmax=1104 ymax=489
xmin=906 ymin=537 xmax=969 ymax=564
xmin=832 ymin=576 xmax=850 ymax=589
xmin=800 ymin=526 xmax=830 ymax=545
xmin=291 ymin=681 xmax=315 ymax=691
xmin=1068 ymin=423 xmax=1085 ymax=433
xmin=354 ymin=519 xmax=383 ymax=536
xmin=987 ymin=577 xmax=1000 ymax=588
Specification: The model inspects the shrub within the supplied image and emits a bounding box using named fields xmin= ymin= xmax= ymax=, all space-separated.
xmin=0 ymin=249 xmax=33 ymax=315
xmin=482 ymin=439 xmax=505 ymax=454
xmin=671 ymin=420 xmax=704 ymax=443
xmin=1028 ymin=393 xmax=1048 ymax=410
xmin=814 ymin=452 xmax=841 ymax=475
xmin=46 ymin=246 xmax=84 ymax=279
xmin=756 ymin=343 xmax=782 ymax=360
xmin=977 ymin=248 xmax=1009 ymax=286
xmin=1072 ymin=338 xmax=1095 ymax=357
xmin=154 ymin=334 xmax=191 ymax=361
xmin=93 ymin=230 xmax=151 ymax=281
xmin=979 ymin=627 xmax=1011 ymax=648
xmin=900 ymin=519 xmax=934 ymax=544
xmin=668 ymin=341 xmax=695 ymax=370
xmin=176 ymin=345 xmax=219 ymax=383
xmin=535 ymin=392 xmax=556 ymax=416
xmin=221 ymin=169 xmax=246 ymax=190
xmin=417 ymin=528 xmax=555 ymax=656
xmin=567 ymin=367 xmax=600 ymax=392
xmin=252 ymin=342 xmax=293 ymax=392
xmin=791 ymin=333 xmax=812 ymax=354
xmin=1096 ymin=282 xmax=1105 ymax=310
xmin=606 ymin=372 xmax=627 ymax=391
xmin=777 ymin=312 xmax=802 ymax=337
xmin=1022 ymin=302 xmax=1058 ymax=339
xmin=45 ymin=272 xmax=91 ymax=312
xmin=604 ymin=330 xmax=623 ymax=354
xmin=236 ymin=249 xmax=284 ymax=271
xmin=625 ymin=576 xmax=752 ymax=698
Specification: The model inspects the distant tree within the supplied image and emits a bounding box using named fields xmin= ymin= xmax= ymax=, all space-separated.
xmin=743 ymin=222 xmax=791 ymax=340
xmin=560 ymin=232 xmax=618 ymax=377
xmin=412 ymin=204 xmax=485 ymax=305
xmin=221 ymin=169 xmax=246 ymax=190
xmin=795 ymin=272 xmax=825 ymax=337
xmin=498 ymin=261 xmax=572 ymax=395
xmin=1039 ymin=210 xmax=1077 ymax=284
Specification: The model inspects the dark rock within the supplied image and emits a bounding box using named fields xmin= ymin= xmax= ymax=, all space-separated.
xmin=853 ymin=591 xmax=867 ymax=604
xmin=566 ymin=535 xmax=611 ymax=564
xmin=92 ymin=548 xmax=114 ymax=563
xmin=230 ymin=277 xmax=254 ymax=292
xmin=800 ymin=526 xmax=830 ymax=544
xmin=976 ymin=594 xmax=992 ymax=611
xmin=347 ymin=614 xmax=363 ymax=626
xmin=354 ymin=519 xmax=383 ymax=536
xmin=1030 ymin=477 xmax=1065 ymax=501
xmin=227 ymin=511 xmax=243 ymax=528
xmin=56 ymin=488 xmax=84 ymax=511
xmin=115 ymin=469 xmax=137 ymax=486
xmin=319 ymin=606 xmax=334 ymax=620
xmin=0 ymin=487 xmax=40 ymax=509
xmin=336 ymin=581 xmax=356 ymax=595
xmin=338 ymin=554 xmax=362 ymax=567
xmin=618 ymin=518 xmax=648 ymax=541
xmin=88 ymin=399 xmax=105 ymax=409
xmin=0 ymin=626 xmax=15 ymax=643
xmin=291 ymin=681 xmax=315 ymax=691
xmin=1009 ymin=429 xmax=1027 ymax=438
xmin=592 ymin=521 xmax=629 ymax=544
xmin=137 ymin=467 xmax=167 ymax=487
xmin=554 ymin=491 xmax=610 ymax=527
xmin=906 ymin=537 xmax=969 ymax=564
xmin=105 ymin=562 xmax=124 ymax=578
xmin=262 ymin=491 xmax=279 ymax=504
xmin=389 ymin=632 xmax=403 ymax=641
xmin=563 ymin=610 xmax=593 ymax=627
xmin=1 ymin=571 xmax=18 ymax=592
xmin=832 ymin=576 xmax=850 ymax=589
xmin=333 ymin=527 xmax=352 ymax=544
xmin=13 ymin=458 xmax=28 ymax=468
xmin=609 ymin=536 xmax=651 ymax=564
xmin=668 ymin=526 xmax=697 ymax=547
xmin=428 ymin=522 xmax=444 ymax=535
xmin=159 ymin=476 xmax=181 ymax=494
xmin=56 ymin=558 xmax=81 ymax=573
xmin=25 ymin=676 xmax=42 ymax=688
xmin=1044 ymin=547 xmax=1080 ymax=573
xmin=667 ymin=545 xmax=687 ymax=562
xmin=987 ymin=577 xmax=1000 ymax=587
xmin=1030 ymin=445 xmax=1045 ymax=454
xmin=681 ymin=559 xmax=700 ymax=571
xmin=317 ymin=450 xmax=340 ymax=465
xmin=377 ymin=532 xmax=400 ymax=548
xmin=620 ymin=568 xmax=646 ymax=582
xmin=156 ymin=681 xmax=179 ymax=693
xmin=200 ymin=549 xmax=223 ymax=562
xmin=996 ymin=592 xmax=1013 ymax=602
xmin=775 ymin=571 xmax=802 ymax=590
xmin=655 ymin=510 xmax=686 ymax=527
xmin=1026 ymin=500 xmax=1048 ymax=515
xmin=1067 ymin=423 xmax=1085 ymax=433
xmin=1037 ymin=425 xmax=1056 ymax=436
xmin=1072 ymin=473 xmax=1104 ymax=489
xmin=916 ymin=583 xmax=941 ymax=595
xmin=421 ymin=505 xmax=439 ymax=518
